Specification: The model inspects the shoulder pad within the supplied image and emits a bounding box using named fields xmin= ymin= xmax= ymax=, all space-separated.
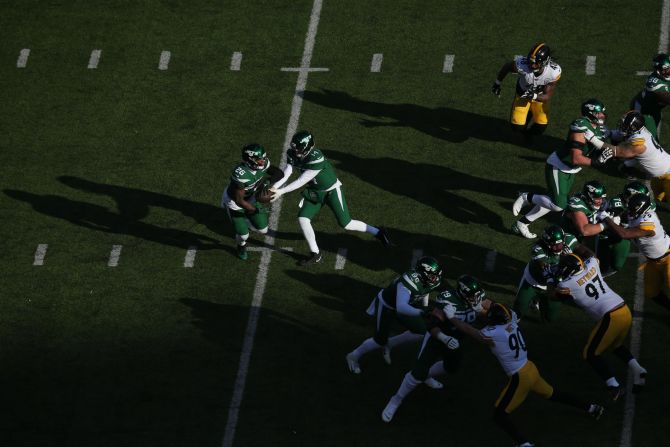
xmin=570 ymin=117 xmax=591 ymax=131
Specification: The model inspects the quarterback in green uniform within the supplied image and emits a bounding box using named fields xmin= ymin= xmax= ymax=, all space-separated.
xmin=221 ymin=144 xmax=283 ymax=260
xmin=631 ymin=53 xmax=670 ymax=138
xmin=380 ymin=275 xmax=489 ymax=422
xmin=271 ymin=131 xmax=391 ymax=265
xmin=512 ymin=99 xmax=614 ymax=239
xmin=513 ymin=225 xmax=590 ymax=322
xmin=346 ymin=256 xmax=443 ymax=376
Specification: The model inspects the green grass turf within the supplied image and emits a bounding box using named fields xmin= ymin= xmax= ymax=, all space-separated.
xmin=1 ymin=1 xmax=669 ymax=446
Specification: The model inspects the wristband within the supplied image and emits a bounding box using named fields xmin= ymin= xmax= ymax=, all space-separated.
xmin=599 ymin=223 xmax=606 ymax=232
xmin=589 ymin=137 xmax=605 ymax=150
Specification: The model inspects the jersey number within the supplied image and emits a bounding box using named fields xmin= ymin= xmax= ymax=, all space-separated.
xmin=508 ymin=329 xmax=527 ymax=359
xmin=585 ymin=275 xmax=606 ymax=300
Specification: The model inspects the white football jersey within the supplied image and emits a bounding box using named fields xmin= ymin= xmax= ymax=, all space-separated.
xmin=629 ymin=208 xmax=670 ymax=259
xmin=514 ymin=56 xmax=561 ymax=93
xmin=557 ymin=257 xmax=623 ymax=321
xmin=480 ymin=311 xmax=527 ymax=376
xmin=626 ymin=127 xmax=670 ymax=177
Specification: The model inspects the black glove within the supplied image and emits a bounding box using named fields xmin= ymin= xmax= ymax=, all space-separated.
xmin=491 ymin=82 xmax=501 ymax=97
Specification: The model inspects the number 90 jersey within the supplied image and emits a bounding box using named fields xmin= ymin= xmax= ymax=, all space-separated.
xmin=480 ymin=311 xmax=528 ymax=376
xmin=556 ymin=257 xmax=624 ymax=321
xmin=626 ymin=126 xmax=670 ymax=177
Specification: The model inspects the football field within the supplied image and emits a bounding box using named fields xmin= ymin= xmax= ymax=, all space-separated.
xmin=1 ymin=1 xmax=670 ymax=446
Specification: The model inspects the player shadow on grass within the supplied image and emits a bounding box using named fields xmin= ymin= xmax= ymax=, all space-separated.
xmin=325 ymin=150 xmax=538 ymax=233
xmin=302 ymin=88 xmax=565 ymax=151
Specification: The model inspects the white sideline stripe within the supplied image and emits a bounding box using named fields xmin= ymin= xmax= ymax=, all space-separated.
xmin=33 ymin=244 xmax=48 ymax=265
xmin=484 ymin=250 xmax=497 ymax=272
xmin=221 ymin=1 xmax=323 ymax=447
xmin=183 ymin=246 xmax=197 ymax=268
xmin=636 ymin=71 xmax=652 ymax=76
xmin=280 ymin=67 xmax=329 ymax=72
xmin=442 ymin=54 xmax=454 ymax=73
xmin=586 ymin=55 xmax=596 ymax=75
xmin=230 ymin=52 xmax=242 ymax=71
xmin=660 ymin=0 xmax=670 ymax=53
xmin=335 ymin=248 xmax=347 ymax=270
xmin=158 ymin=51 xmax=171 ymax=70
xmin=108 ymin=245 xmax=122 ymax=267
xmin=88 ymin=49 xmax=101 ymax=69
xmin=371 ymin=53 xmax=383 ymax=72
xmin=619 ymin=254 xmax=646 ymax=447
xmin=410 ymin=249 xmax=423 ymax=268
xmin=17 ymin=48 xmax=30 ymax=68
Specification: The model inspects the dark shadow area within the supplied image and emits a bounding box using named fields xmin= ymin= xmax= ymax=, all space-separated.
xmin=303 ymin=88 xmax=565 ymax=151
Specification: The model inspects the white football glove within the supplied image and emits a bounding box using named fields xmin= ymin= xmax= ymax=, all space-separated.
xmin=595 ymin=209 xmax=612 ymax=222
xmin=269 ymin=188 xmax=283 ymax=202
xmin=438 ymin=332 xmax=460 ymax=349
xmin=443 ymin=303 xmax=457 ymax=319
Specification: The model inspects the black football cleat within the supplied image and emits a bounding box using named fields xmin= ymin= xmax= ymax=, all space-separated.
xmin=298 ymin=251 xmax=323 ymax=266
xmin=376 ymin=227 xmax=392 ymax=247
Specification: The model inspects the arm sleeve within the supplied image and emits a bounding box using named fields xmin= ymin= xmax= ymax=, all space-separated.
xmin=271 ymin=164 xmax=293 ymax=188
xmin=276 ymin=169 xmax=320 ymax=194
xmin=395 ymin=283 xmax=422 ymax=317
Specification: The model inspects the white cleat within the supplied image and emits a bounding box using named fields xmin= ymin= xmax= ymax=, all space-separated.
xmin=346 ymin=353 xmax=361 ymax=374
xmin=382 ymin=396 xmax=402 ymax=423
xmin=382 ymin=346 xmax=392 ymax=365
xmin=512 ymin=192 xmax=529 ymax=216
xmin=424 ymin=377 xmax=444 ymax=389
xmin=512 ymin=220 xmax=537 ymax=239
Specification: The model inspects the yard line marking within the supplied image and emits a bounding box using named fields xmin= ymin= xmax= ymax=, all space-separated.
xmin=636 ymin=71 xmax=652 ymax=76
xmin=484 ymin=250 xmax=497 ymax=272
xmin=17 ymin=49 xmax=30 ymax=68
xmin=660 ymin=0 xmax=670 ymax=53
xmin=108 ymin=245 xmax=122 ymax=267
xmin=585 ymin=55 xmax=596 ymax=75
xmin=410 ymin=249 xmax=423 ymax=268
xmin=33 ymin=244 xmax=48 ymax=265
xmin=230 ymin=52 xmax=243 ymax=71
xmin=619 ymin=253 xmax=646 ymax=447
xmin=88 ymin=49 xmax=101 ymax=69
xmin=442 ymin=54 xmax=455 ymax=73
xmin=183 ymin=246 xmax=197 ymax=268
xmin=247 ymin=246 xmax=294 ymax=253
xmin=371 ymin=53 xmax=383 ymax=72
xmin=335 ymin=248 xmax=348 ymax=270
xmin=158 ymin=51 xmax=171 ymax=70
xmin=222 ymin=1 xmax=323 ymax=447
xmin=280 ymin=67 xmax=329 ymax=72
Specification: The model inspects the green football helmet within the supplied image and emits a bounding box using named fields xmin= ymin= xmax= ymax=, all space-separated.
xmin=622 ymin=181 xmax=651 ymax=206
xmin=416 ymin=256 xmax=443 ymax=288
xmin=654 ymin=53 xmax=670 ymax=80
xmin=241 ymin=143 xmax=268 ymax=170
xmin=541 ymin=225 xmax=566 ymax=254
xmin=290 ymin=130 xmax=315 ymax=159
xmin=582 ymin=180 xmax=607 ymax=209
xmin=456 ymin=275 xmax=486 ymax=312
xmin=581 ymin=98 xmax=606 ymax=126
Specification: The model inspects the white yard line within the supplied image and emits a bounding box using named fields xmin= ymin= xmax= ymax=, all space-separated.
xmin=484 ymin=250 xmax=497 ymax=272
xmin=280 ymin=67 xmax=329 ymax=72
xmin=442 ymin=54 xmax=454 ymax=73
xmin=221 ymin=1 xmax=324 ymax=446
xmin=158 ymin=51 xmax=171 ymax=70
xmin=335 ymin=248 xmax=348 ymax=270
xmin=660 ymin=0 xmax=670 ymax=53
xmin=636 ymin=71 xmax=652 ymax=76
xmin=370 ymin=53 xmax=383 ymax=72
xmin=183 ymin=246 xmax=197 ymax=268
xmin=230 ymin=52 xmax=243 ymax=71
xmin=33 ymin=244 xmax=48 ymax=265
xmin=88 ymin=49 xmax=102 ymax=69
xmin=17 ymin=49 xmax=30 ymax=68
xmin=107 ymin=245 xmax=122 ymax=267
xmin=410 ymin=249 xmax=423 ymax=268
xmin=585 ymin=56 xmax=596 ymax=75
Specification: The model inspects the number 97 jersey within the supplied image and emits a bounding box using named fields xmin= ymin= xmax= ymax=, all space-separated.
xmin=557 ymin=257 xmax=624 ymax=321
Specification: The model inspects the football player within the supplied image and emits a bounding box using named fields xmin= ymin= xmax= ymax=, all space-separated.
xmin=346 ymin=256 xmax=444 ymax=379
xmin=380 ymin=275 xmax=490 ymax=422
xmin=604 ymin=194 xmax=670 ymax=311
xmin=449 ymin=303 xmax=605 ymax=447
xmin=270 ymin=131 xmax=391 ymax=265
xmin=607 ymin=110 xmax=670 ymax=205
xmin=491 ymin=42 xmax=561 ymax=138
xmin=511 ymin=99 xmax=613 ymax=239
xmin=553 ymin=254 xmax=647 ymax=400
xmin=559 ymin=180 xmax=609 ymax=240
xmin=630 ymin=53 xmax=670 ymax=138
xmin=221 ymin=144 xmax=283 ymax=260
xmin=513 ymin=225 xmax=591 ymax=322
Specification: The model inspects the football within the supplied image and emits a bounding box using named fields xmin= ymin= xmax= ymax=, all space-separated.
xmin=255 ymin=185 xmax=275 ymax=203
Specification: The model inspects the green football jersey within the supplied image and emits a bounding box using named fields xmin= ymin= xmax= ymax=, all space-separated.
xmin=527 ymin=232 xmax=577 ymax=284
xmin=381 ymin=270 xmax=441 ymax=309
xmin=554 ymin=117 xmax=606 ymax=168
xmin=640 ymin=73 xmax=670 ymax=116
xmin=287 ymin=147 xmax=339 ymax=191
xmin=436 ymin=288 xmax=477 ymax=324
xmin=560 ymin=194 xmax=598 ymax=237
xmin=226 ymin=161 xmax=270 ymax=198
